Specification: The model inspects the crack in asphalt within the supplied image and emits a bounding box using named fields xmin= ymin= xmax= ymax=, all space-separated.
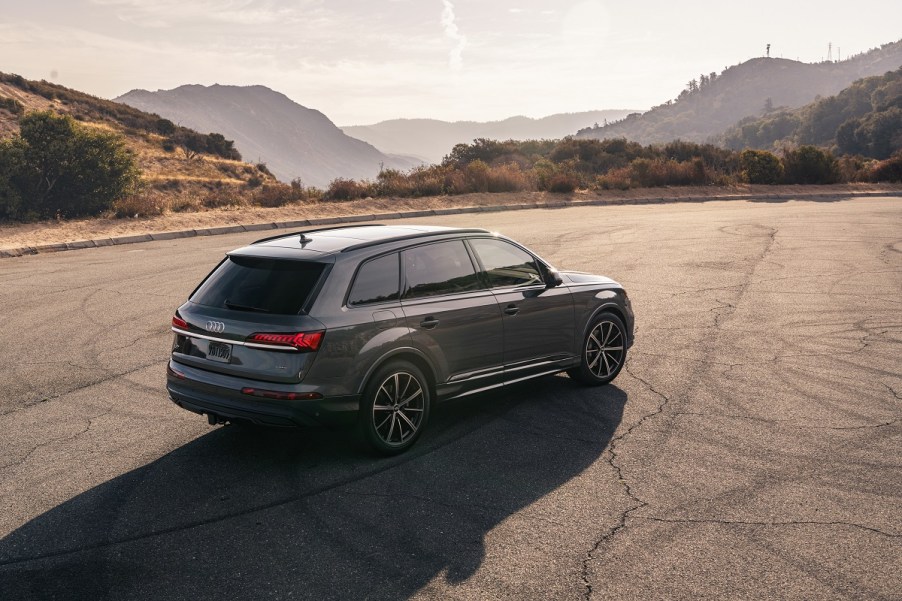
xmin=637 ymin=516 xmax=901 ymax=538
xmin=0 ymin=358 xmax=168 ymax=417
xmin=672 ymin=411 xmax=901 ymax=430
xmin=583 ymin=224 xmax=779 ymax=599
xmin=581 ymin=362 xmax=671 ymax=601
xmin=0 ymin=408 xmax=112 ymax=472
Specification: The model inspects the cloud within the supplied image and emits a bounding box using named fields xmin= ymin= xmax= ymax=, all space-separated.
xmin=440 ymin=0 xmax=467 ymax=70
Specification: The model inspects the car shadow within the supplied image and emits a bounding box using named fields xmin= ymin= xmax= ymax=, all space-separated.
xmin=0 ymin=376 xmax=626 ymax=600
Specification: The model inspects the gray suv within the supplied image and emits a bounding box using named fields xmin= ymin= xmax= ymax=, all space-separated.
xmin=167 ymin=225 xmax=634 ymax=453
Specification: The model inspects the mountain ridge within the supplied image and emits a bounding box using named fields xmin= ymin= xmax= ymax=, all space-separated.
xmin=576 ymin=40 xmax=902 ymax=145
xmin=342 ymin=110 xmax=637 ymax=164
xmin=116 ymin=84 xmax=421 ymax=187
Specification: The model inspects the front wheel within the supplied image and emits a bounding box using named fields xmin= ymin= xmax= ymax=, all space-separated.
xmin=568 ymin=313 xmax=627 ymax=385
xmin=358 ymin=361 xmax=431 ymax=455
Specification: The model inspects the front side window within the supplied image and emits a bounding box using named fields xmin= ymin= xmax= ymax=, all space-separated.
xmin=402 ymin=241 xmax=481 ymax=299
xmin=469 ymin=238 xmax=543 ymax=288
xmin=348 ymin=253 xmax=400 ymax=305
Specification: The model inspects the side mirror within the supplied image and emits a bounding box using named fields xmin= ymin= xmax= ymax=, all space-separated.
xmin=544 ymin=268 xmax=564 ymax=288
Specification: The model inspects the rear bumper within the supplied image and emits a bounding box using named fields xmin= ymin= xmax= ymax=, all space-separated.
xmin=166 ymin=360 xmax=359 ymax=427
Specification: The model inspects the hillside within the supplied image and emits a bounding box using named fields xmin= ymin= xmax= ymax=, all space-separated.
xmin=718 ymin=67 xmax=902 ymax=158
xmin=341 ymin=110 xmax=637 ymax=164
xmin=116 ymin=85 xmax=420 ymax=187
xmin=577 ymin=40 xmax=902 ymax=145
xmin=0 ymin=73 xmax=279 ymax=215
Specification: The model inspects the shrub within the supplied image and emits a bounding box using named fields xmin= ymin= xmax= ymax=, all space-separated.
xmin=112 ymin=193 xmax=166 ymax=217
xmin=201 ymin=189 xmax=244 ymax=208
xmin=547 ymin=172 xmax=578 ymax=193
xmin=595 ymin=168 xmax=632 ymax=190
xmin=325 ymin=177 xmax=371 ymax=201
xmin=0 ymin=111 xmax=141 ymax=221
xmin=0 ymin=97 xmax=24 ymax=115
xmin=254 ymin=183 xmax=305 ymax=207
xmin=486 ymin=163 xmax=532 ymax=192
xmin=868 ymin=151 xmax=902 ymax=182
xmin=246 ymin=175 xmax=263 ymax=188
xmin=740 ymin=149 xmax=783 ymax=184
xmin=781 ymin=145 xmax=838 ymax=184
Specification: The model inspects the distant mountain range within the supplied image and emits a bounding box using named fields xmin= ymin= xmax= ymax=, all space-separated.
xmin=342 ymin=111 xmax=637 ymax=164
xmin=116 ymin=85 xmax=421 ymax=187
xmin=577 ymin=40 xmax=902 ymax=145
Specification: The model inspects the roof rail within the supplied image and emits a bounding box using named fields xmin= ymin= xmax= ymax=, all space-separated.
xmin=341 ymin=228 xmax=490 ymax=253
xmin=252 ymin=223 xmax=385 ymax=245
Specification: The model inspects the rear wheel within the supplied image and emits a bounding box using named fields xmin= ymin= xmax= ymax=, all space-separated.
xmin=568 ymin=313 xmax=627 ymax=385
xmin=359 ymin=360 xmax=431 ymax=455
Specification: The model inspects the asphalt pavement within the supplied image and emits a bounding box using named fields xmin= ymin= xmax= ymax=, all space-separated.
xmin=0 ymin=197 xmax=899 ymax=600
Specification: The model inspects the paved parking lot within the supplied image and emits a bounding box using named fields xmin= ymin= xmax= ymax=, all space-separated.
xmin=1 ymin=197 xmax=899 ymax=599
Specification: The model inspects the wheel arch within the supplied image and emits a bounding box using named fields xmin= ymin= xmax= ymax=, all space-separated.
xmin=356 ymin=346 xmax=438 ymax=398
xmin=581 ymin=303 xmax=628 ymax=343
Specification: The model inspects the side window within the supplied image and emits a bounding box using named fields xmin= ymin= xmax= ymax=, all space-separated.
xmin=402 ymin=241 xmax=481 ymax=299
xmin=348 ymin=253 xmax=400 ymax=305
xmin=470 ymin=238 xmax=543 ymax=288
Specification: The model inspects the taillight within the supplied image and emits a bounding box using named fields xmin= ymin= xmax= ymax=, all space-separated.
xmin=172 ymin=315 xmax=188 ymax=329
xmin=246 ymin=331 xmax=324 ymax=352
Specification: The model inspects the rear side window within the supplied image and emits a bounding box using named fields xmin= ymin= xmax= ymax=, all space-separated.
xmin=469 ymin=238 xmax=543 ymax=288
xmin=402 ymin=241 xmax=481 ymax=299
xmin=348 ymin=253 xmax=400 ymax=305
xmin=191 ymin=256 xmax=325 ymax=315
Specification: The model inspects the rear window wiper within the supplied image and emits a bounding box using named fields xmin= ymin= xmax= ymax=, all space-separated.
xmin=225 ymin=300 xmax=270 ymax=313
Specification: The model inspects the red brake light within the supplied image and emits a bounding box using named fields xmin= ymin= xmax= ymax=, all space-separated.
xmin=172 ymin=316 xmax=188 ymax=329
xmin=246 ymin=331 xmax=324 ymax=352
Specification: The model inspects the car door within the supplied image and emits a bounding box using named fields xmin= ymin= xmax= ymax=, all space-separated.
xmin=467 ymin=237 xmax=576 ymax=379
xmin=399 ymin=240 xmax=504 ymax=392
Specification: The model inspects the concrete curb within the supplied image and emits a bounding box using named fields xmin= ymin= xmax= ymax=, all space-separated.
xmin=2 ymin=190 xmax=901 ymax=259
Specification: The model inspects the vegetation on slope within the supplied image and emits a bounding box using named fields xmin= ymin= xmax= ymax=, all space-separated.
xmin=576 ymin=40 xmax=902 ymax=145
xmin=720 ymin=67 xmax=902 ymax=158
xmin=0 ymin=73 xmax=325 ymax=221
xmin=318 ymin=137 xmax=901 ymax=201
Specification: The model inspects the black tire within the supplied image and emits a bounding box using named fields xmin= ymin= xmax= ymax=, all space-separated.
xmin=567 ymin=312 xmax=627 ymax=386
xmin=358 ymin=360 xmax=431 ymax=455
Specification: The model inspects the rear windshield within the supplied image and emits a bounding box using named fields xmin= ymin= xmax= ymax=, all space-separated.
xmin=191 ymin=256 xmax=325 ymax=315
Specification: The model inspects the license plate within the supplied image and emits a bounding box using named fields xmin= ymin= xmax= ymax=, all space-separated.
xmin=207 ymin=341 xmax=232 ymax=363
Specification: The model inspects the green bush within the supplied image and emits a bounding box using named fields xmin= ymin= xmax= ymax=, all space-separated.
xmin=740 ymin=149 xmax=783 ymax=184
xmin=781 ymin=146 xmax=838 ymax=184
xmin=0 ymin=111 xmax=141 ymax=220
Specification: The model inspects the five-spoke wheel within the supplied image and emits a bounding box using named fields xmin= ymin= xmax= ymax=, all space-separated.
xmin=359 ymin=361 xmax=431 ymax=454
xmin=568 ymin=313 xmax=627 ymax=385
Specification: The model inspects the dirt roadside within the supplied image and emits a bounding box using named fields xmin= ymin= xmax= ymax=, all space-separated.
xmin=2 ymin=184 xmax=900 ymax=251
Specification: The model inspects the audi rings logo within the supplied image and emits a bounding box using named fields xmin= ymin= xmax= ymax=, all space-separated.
xmin=206 ymin=320 xmax=225 ymax=334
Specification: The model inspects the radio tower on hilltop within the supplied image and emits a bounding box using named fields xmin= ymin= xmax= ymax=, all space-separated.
xmin=827 ymin=42 xmax=833 ymax=62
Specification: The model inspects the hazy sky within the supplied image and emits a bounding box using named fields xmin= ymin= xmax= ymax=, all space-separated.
xmin=2 ymin=1 xmax=900 ymax=124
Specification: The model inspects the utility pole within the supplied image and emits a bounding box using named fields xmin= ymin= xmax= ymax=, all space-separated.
xmin=827 ymin=42 xmax=833 ymax=62
xmin=766 ymin=43 xmax=771 ymax=58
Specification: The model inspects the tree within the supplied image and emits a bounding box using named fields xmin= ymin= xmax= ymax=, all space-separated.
xmin=0 ymin=111 xmax=141 ymax=220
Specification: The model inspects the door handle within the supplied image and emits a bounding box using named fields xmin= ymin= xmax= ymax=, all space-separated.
xmin=420 ymin=317 xmax=440 ymax=329
xmin=503 ymin=304 xmax=520 ymax=316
